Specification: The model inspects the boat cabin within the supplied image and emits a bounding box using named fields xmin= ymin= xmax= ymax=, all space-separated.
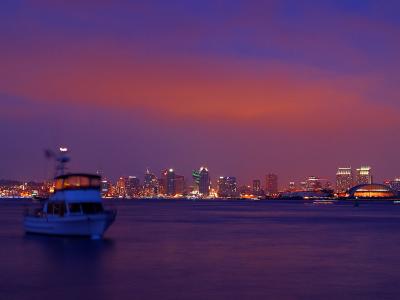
xmin=54 ymin=173 xmax=101 ymax=191
xmin=46 ymin=173 xmax=104 ymax=216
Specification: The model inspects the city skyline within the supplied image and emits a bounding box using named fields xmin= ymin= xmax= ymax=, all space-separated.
xmin=3 ymin=161 xmax=400 ymax=192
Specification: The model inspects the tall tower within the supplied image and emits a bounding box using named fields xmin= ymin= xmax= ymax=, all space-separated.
xmin=199 ymin=167 xmax=210 ymax=196
xmin=265 ymin=174 xmax=278 ymax=195
xmin=252 ymin=179 xmax=261 ymax=195
xmin=144 ymin=169 xmax=159 ymax=196
xmin=336 ymin=167 xmax=353 ymax=193
xmin=166 ymin=169 xmax=176 ymax=195
xmin=356 ymin=166 xmax=372 ymax=185
xmin=126 ymin=176 xmax=140 ymax=197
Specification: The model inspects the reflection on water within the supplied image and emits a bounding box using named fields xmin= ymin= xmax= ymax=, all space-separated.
xmin=1 ymin=199 xmax=400 ymax=300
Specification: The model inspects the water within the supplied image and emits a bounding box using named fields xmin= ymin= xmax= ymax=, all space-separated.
xmin=1 ymin=199 xmax=400 ymax=300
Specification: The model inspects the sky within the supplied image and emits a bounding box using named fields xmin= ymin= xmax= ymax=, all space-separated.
xmin=1 ymin=0 xmax=400 ymax=186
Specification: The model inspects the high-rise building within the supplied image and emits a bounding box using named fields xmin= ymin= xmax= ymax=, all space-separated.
xmin=265 ymin=174 xmax=278 ymax=195
xmin=388 ymin=178 xmax=400 ymax=191
xmin=143 ymin=169 xmax=159 ymax=196
xmin=336 ymin=167 xmax=353 ymax=193
xmin=199 ymin=167 xmax=210 ymax=196
xmin=116 ymin=177 xmax=127 ymax=197
xmin=356 ymin=166 xmax=372 ymax=185
xmin=165 ymin=169 xmax=176 ymax=195
xmin=288 ymin=182 xmax=296 ymax=192
xmin=174 ymin=175 xmax=185 ymax=195
xmin=252 ymin=179 xmax=261 ymax=195
xmin=217 ymin=176 xmax=237 ymax=198
xmin=193 ymin=167 xmax=210 ymax=195
xmin=101 ymin=179 xmax=111 ymax=197
xmin=126 ymin=176 xmax=141 ymax=197
xmin=305 ymin=176 xmax=322 ymax=191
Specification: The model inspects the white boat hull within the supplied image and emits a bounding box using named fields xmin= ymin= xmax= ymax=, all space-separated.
xmin=24 ymin=212 xmax=116 ymax=239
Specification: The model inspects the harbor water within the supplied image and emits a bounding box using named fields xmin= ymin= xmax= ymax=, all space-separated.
xmin=1 ymin=199 xmax=400 ymax=300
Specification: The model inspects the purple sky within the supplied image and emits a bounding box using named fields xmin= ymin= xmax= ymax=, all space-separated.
xmin=1 ymin=1 xmax=400 ymax=186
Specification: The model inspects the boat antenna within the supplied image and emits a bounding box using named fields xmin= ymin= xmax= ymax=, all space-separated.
xmin=44 ymin=147 xmax=70 ymax=177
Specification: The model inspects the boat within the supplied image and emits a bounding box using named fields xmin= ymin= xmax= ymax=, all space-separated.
xmin=24 ymin=148 xmax=116 ymax=239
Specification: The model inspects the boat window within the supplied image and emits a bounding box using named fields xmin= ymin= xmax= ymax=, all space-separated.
xmin=64 ymin=176 xmax=80 ymax=188
xmin=68 ymin=203 xmax=82 ymax=214
xmin=56 ymin=176 xmax=101 ymax=190
xmin=47 ymin=202 xmax=66 ymax=216
xmin=81 ymin=203 xmax=104 ymax=214
xmin=54 ymin=179 xmax=63 ymax=190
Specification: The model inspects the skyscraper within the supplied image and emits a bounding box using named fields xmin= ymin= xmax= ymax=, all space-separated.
xmin=101 ymin=179 xmax=111 ymax=197
xmin=143 ymin=169 xmax=159 ymax=196
xmin=217 ymin=176 xmax=237 ymax=198
xmin=252 ymin=179 xmax=261 ymax=195
xmin=265 ymin=174 xmax=278 ymax=195
xmin=356 ymin=166 xmax=372 ymax=185
xmin=166 ymin=169 xmax=176 ymax=195
xmin=116 ymin=177 xmax=127 ymax=198
xmin=126 ymin=176 xmax=141 ymax=197
xmin=336 ymin=167 xmax=353 ymax=193
xmin=198 ymin=167 xmax=210 ymax=196
xmin=174 ymin=175 xmax=185 ymax=195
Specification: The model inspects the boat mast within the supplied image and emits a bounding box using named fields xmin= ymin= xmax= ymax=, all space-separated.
xmin=57 ymin=147 xmax=70 ymax=176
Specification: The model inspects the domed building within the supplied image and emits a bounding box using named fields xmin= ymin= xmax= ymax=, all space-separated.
xmin=348 ymin=184 xmax=398 ymax=199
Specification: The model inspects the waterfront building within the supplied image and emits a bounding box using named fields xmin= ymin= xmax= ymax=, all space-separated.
xmin=265 ymin=174 xmax=278 ymax=195
xmin=101 ymin=179 xmax=111 ymax=197
xmin=165 ymin=169 xmax=176 ymax=195
xmin=239 ymin=185 xmax=252 ymax=196
xmin=388 ymin=178 xmax=400 ymax=192
xmin=305 ymin=176 xmax=322 ymax=191
xmin=336 ymin=167 xmax=353 ymax=193
xmin=115 ymin=177 xmax=127 ymax=197
xmin=217 ymin=176 xmax=238 ymax=198
xmin=126 ymin=176 xmax=141 ymax=197
xmin=193 ymin=167 xmax=211 ymax=196
xmin=300 ymin=181 xmax=307 ymax=191
xmin=356 ymin=166 xmax=372 ymax=185
xmin=252 ymin=179 xmax=261 ymax=195
xmin=348 ymin=184 xmax=397 ymax=198
xmin=199 ymin=167 xmax=210 ymax=196
xmin=143 ymin=169 xmax=159 ymax=196
xmin=288 ymin=182 xmax=296 ymax=192
xmin=174 ymin=175 xmax=185 ymax=195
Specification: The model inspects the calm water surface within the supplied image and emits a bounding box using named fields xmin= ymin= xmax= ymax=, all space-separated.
xmin=1 ymin=199 xmax=400 ymax=300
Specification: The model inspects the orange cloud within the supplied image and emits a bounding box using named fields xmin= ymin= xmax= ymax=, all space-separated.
xmin=0 ymin=40 xmax=398 ymax=133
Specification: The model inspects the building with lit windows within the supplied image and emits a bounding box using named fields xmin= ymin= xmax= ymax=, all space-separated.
xmin=348 ymin=184 xmax=397 ymax=199
xmin=336 ymin=167 xmax=353 ymax=193
xmin=388 ymin=178 xmax=400 ymax=192
xmin=143 ymin=169 xmax=159 ymax=196
xmin=305 ymin=176 xmax=322 ymax=191
xmin=126 ymin=176 xmax=141 ymax=197
xmin=115 ymin=177 xmax=127 ymax=198
xmin=193 ymin=167 xmax=211 ymax=196
xmin=101 ymin=179 xmax=111 ymax=197
xmin=217 ymin=177 xmax=238 ymax=198
xmin=174 ymin=175 xmax=185 ymax=195
xmin=356 ymin=166 xmax=372 ymax=185
xmin=265 ymin=174 xmax=278 ymax=195
xmin=288 ymin=182 xmax=296 ymax=192
xmin=252 ymin=179 xmax=261 ymax=195
xmin=199 ymin=167 xmax=210 ymax=196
